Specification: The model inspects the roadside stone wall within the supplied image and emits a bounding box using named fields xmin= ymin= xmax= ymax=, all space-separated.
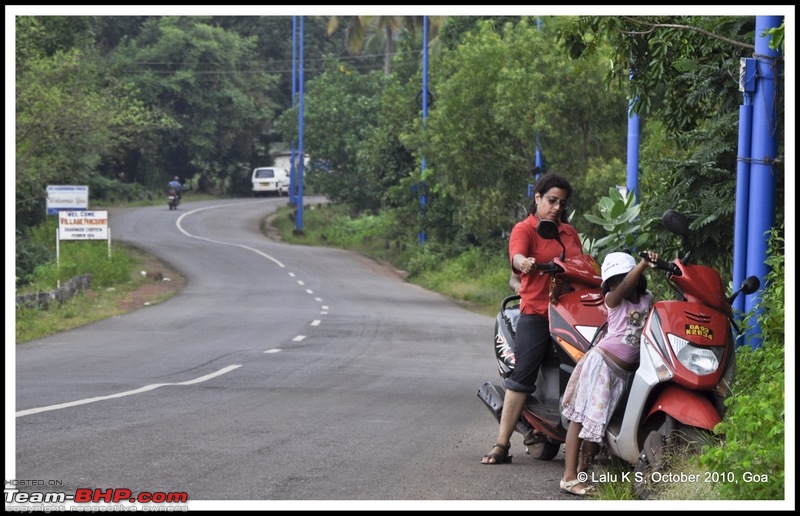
xmin=15 ymin=274 xmax=92 ymax=310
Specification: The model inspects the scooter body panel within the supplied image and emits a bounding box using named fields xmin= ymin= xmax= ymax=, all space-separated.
xmin=605 ymin=356 xmax=659 ymax=465
xmin=647 ymin=302 xmax=732 ymax=391
xmin=493 ymin=296 xmax=520 ymax=379
xmin=645 ymin=384 xmax=722 ymax=431
xmin=549 ymin=289 xmax=606 ymax=357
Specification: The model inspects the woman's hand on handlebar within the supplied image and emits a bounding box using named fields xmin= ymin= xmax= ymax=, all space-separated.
xmin=517 ymin=255 xmax=536 ymax=275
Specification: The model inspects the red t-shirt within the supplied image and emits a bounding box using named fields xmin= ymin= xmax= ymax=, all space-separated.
xmin=509 ymin=214 xmax=584 ymax=317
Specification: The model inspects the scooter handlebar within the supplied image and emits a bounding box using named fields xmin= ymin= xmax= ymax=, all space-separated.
xmin=533 ymin=261 xmax=563 ymax=274
xmin=639 ymin=252 xmax=681 ymax=276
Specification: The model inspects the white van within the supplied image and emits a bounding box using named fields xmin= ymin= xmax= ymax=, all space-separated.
xmin=251 ymin=167 xmax=290 ymax=197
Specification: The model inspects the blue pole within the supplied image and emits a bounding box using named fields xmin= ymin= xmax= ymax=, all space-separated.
xmin=419 ymin=16 xmax=428 ymax=245
xmin=732 ymin=58 xmax=755 ymax=323
xmin=296 ymin=16 xmax=305 ymax=232
xmin=534 ymin=134 xmax=542 ymax=182
xmin=626 ymin=72 xmax=640 ymax=203
xmin=744 ymin=15 xmax=782 ymax=349
xmin=290 ymin=16 xmax=298 ymax=205
xmin=533 ymin=19 xmax=543 ymax=188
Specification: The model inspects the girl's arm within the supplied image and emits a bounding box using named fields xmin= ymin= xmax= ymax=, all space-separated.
xmin=605 ymin=251 xmax=658 ymax=308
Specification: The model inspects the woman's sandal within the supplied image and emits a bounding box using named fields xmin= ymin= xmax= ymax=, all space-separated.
xmin=559 ymin=479 xmax=595 ymax=496
xmin=480 ymin=442 xmax=512 ymax=464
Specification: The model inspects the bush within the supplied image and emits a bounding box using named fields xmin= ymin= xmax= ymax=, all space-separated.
xmin=698 ymin=225 xmax=785 ymax=500
xmin=19 ymin=218 xmax=135 ymax=291
xmin=89 ymin=175 xmax=151 ymax=203
xmin=30 ymin=240 xmax=134 ymax=289
xmin=15 ymin=227 xmax=54 ymax=288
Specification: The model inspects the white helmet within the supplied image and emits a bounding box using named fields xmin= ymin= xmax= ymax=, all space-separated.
xmin=601 ymin=252 xmax=636 ymax=289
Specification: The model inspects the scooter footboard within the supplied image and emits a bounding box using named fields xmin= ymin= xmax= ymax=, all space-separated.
xmin=646 ymin=385 xmax=721 ymax=431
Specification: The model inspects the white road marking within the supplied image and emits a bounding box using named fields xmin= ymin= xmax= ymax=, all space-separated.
xmin=175 ymin=204 xmax=284 ymax=267
xmin=16 ymin=365 xmax=242 ymax=417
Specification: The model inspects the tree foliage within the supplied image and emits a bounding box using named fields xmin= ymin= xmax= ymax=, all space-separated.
xmin=276 ymin=59 xmax=386 ymax=211
xmin=558 ymin=16 xmax=784 ymax=280
xmin=108 ymin=17 xmax=281 ymax=192
xmin=15 ymin=16 xmax=160 ymax=228
xmin=419 ymin=17 xmax=628 ymax=249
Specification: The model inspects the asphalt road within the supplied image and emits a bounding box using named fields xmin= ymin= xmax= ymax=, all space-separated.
xmin=12 ymin=196 xmax=588 ymax=510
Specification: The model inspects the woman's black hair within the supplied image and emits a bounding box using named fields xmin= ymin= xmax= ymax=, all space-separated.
xmin=529 ymin=173 xmax=573 ymax=223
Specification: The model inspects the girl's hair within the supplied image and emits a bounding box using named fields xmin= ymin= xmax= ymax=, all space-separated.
xmin=601 ymin=273 xmax=648 ymax=295
xmin=528 ymin=173 xmax=574 ymax=223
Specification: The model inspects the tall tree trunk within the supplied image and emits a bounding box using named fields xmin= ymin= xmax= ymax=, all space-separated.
xmin=384 ymin=25 xmax=393 ymax=76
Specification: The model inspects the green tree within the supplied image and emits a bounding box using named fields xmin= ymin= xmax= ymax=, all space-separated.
xmin=109 ymin=16 xmax=280 ymax=191
xmin=418 ymin=17 xmax=627 ymax=249
xmin=277 ymin=60 xmax=385 ymax=211
xmin=15 ymin=16 xmax=159 ymax=228
xmin=211 ymin=16 xmax=342 ymax=113
xmin=326 ymin=15 xmax=447 ymax=76
xmin=558 ymin=16 xmax=784 ymax=277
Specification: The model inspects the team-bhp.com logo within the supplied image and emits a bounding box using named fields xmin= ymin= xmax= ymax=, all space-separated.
xmin=5 ymin=485 xmax=189 ymax=511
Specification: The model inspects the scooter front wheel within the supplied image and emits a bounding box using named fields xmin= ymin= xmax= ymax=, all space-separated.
xmin=633 ymin=420 xmax=715 ymax=500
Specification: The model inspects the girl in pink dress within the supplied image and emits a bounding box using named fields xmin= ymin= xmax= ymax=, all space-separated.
xmin=559 ymin=251 xmax=658 ymax=495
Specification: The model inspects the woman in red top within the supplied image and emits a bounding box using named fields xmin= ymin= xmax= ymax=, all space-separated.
xmin=481 ymin=173 xmax=584 ymax=464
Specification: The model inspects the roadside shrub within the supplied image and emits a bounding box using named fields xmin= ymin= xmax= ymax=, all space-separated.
xmin=15 ymin=227 xmax=54 ymax=288
xmin=89 ymin=174 xmax=151 ymax=203
xmin=699 ymin=225 xmax=785 ymax=500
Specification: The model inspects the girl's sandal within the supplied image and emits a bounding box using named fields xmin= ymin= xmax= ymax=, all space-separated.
xmin=560 ymin=479 xmax=595 ymax=496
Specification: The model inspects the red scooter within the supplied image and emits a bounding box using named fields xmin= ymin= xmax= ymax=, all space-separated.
xmin=478 ymin=210 xmax=760 ymax=495
xmin=478 ymin=219 xmax=605 ymax=460
xmin=617 ymin=211 xmax=759 ymax=495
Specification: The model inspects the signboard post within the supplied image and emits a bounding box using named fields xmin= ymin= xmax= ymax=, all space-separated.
xmin=56 ymin=211 xmax=111 ymax=288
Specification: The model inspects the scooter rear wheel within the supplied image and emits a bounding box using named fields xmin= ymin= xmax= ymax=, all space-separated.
xmin=526 ymin=440 xmax=561 ymax=461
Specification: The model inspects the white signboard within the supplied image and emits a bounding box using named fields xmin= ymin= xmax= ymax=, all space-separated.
xmin=58 ymin=211 xmax=109 ymax=240
xmin=47 ymin=185 xmax=89 ymax=215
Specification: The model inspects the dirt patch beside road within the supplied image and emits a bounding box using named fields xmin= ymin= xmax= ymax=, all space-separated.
xmin=117 ymin=248 xmax=187 ymax=313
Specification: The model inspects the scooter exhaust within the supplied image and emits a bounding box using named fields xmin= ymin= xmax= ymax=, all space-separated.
xmin=477 ymin=382 xmax=504 ymax=423
xmin=477 ymin=382 xmax=535 ymax=435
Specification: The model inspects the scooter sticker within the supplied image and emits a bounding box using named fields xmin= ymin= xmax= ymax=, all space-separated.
xmin=685 ymin=323 xmax=713 ymax=340
xmin=495 ymin=332 xmax=514 ymax=364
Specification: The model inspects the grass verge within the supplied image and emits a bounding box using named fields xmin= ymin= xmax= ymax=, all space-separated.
xmin=15 ymin=245 xmax=185 ymax=344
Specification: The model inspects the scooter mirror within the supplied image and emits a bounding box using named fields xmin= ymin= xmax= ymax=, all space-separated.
xmin=536 ymin=219 xmax=566 ymax=260
xmin=662 ymin=210 xmax=689 ymax=237
xmin=536 ymin=219 xmax=560 ymax=240
xmin=741 ymin=275 xmax=761 ymax=295
xmin=728 ymin=275 xmax=762 ymax=305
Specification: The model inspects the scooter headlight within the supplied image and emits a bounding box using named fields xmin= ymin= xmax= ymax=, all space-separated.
xmin=668 ymin=334 xmax=723 ymax=375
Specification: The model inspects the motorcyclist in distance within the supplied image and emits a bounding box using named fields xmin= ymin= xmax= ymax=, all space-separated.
xmin=168 ymin=176 xmax=183 ymax=200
